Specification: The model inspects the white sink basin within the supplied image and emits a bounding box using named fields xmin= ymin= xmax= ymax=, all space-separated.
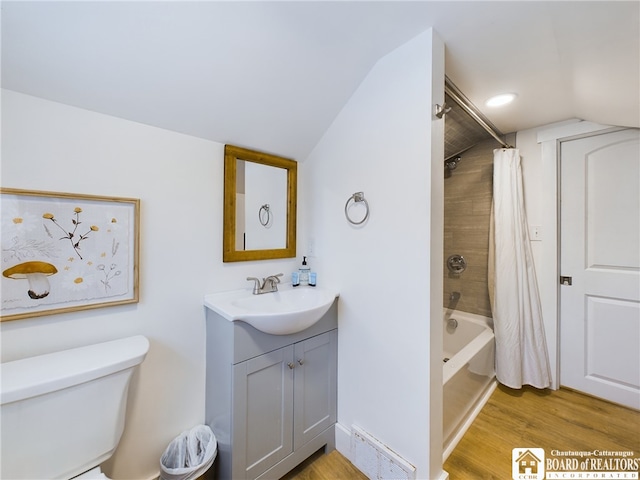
xmin=204 ymin=284 xmax=338 ymax=335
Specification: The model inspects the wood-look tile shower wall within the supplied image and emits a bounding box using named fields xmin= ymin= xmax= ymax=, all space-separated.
xmin=443 ymin=138 xmax=496 ymax=317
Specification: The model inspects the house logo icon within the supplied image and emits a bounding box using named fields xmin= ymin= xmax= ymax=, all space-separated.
xmin=512 ymin=448 xmax=545 ymax=480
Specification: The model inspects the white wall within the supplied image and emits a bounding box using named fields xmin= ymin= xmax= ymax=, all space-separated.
xmin=516 ymin=119 xmax=580 ymax=260
xmin=300 ymin=29 xmax=445 ymax=479
xmin=1 ymin=89 xmax=298 ymax=479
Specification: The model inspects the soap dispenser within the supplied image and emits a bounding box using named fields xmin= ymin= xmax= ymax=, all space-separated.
xmin=299 ymin=256 xmax=311 ymax=285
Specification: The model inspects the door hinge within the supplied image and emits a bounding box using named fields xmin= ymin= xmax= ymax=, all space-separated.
xmin=560 ymin=276 xmax=572 ymax=286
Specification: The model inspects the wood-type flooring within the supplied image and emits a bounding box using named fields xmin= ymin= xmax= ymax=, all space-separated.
xmin=280 ymin=448 xmax=368 ymax=480
xmin=281 ymin=385 xmax=639 ymax=480
xmin=444 ymin=385 xmax=640 ymax=479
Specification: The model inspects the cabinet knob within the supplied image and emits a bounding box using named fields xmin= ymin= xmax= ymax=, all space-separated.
xmin=287 ymin=362 xmax=295 ymax=369
xmin=297 ymin=359 xmax=304 ymax=366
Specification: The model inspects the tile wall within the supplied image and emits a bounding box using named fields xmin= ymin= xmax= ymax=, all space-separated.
xmin=443 ymin=138 xmax=495 ymax=317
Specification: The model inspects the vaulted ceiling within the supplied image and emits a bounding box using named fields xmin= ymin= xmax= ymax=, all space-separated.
xmin=2 ymin=1 xmax=638 ymax=160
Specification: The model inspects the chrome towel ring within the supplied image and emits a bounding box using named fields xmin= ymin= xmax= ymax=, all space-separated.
xmin=344 ymin=192 xmax=369 ymax=225
xmin=259 ymin=204 xmax=271 ymax=227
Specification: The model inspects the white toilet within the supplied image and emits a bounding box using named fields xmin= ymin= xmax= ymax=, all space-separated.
xmin=0 ymin=335 xmax=150 ymax=480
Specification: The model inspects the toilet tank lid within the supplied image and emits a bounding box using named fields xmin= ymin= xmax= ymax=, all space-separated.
xmin=1 ymin=335 xmax=149 ymax=405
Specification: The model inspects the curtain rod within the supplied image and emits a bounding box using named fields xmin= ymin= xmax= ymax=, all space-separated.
xmin=444 ymin=76 xmax=511 ymax=149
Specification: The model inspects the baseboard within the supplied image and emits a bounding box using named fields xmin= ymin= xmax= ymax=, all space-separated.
xmin=335 ymin=422 xmax=353 ymax=462
xmin=232 ymin=422 xmax=451 ymax=480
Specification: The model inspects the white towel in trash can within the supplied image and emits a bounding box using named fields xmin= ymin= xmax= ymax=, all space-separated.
xmin=160 ymin=425 xmax=217 ymax=480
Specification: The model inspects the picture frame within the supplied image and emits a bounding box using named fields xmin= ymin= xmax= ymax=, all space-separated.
xmin=1 ymin=188 xmax=140 ymax=321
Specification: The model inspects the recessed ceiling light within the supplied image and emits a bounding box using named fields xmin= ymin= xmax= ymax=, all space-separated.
xmin=485 ymin=93 xmax=517 ymax=107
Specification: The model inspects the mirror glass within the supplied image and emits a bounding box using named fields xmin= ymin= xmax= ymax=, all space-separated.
xmin=224 ymin=145 xmax=297 ymax=262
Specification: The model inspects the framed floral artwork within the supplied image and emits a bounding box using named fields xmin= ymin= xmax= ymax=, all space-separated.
xmin=1 ymin=188 xmax=140 ymax=321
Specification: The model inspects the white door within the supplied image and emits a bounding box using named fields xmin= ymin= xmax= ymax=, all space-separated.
xmin=560 ymin=128 xmax=640 ymax=409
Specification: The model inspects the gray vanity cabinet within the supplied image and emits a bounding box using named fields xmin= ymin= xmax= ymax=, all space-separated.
xmin=205 ymin=301 xmax=337 ymax=480
xmin=232 ymin=345 xmax=294 ymax=479
xmin=293 ymin=332 xmax=337 ymax=449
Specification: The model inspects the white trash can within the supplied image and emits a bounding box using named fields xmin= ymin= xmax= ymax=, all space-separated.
xmin=160 ymin=425 xmax=217 ymax=480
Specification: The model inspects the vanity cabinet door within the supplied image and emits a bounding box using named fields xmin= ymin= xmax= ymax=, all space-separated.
xmin=293 ymin=330 xmax=337 ymax=450
xmin=233 ymin=345 xmax=294 ymax=480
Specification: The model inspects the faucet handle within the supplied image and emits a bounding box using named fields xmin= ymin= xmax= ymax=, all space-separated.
xmin=263 ymin=274 xmax=283 ymax=293
xmin=246 ymin=277 xmax=261 ymax=293
xmin=264 ymin=273 xmax=283 ymax=287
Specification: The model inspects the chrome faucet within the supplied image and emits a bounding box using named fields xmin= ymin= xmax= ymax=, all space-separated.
xmin=247 ymin=273 xmax=283 ymax=295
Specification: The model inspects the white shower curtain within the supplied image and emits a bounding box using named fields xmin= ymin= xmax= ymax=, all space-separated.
xmin=488 ymin=148 xmax=551 ymax=389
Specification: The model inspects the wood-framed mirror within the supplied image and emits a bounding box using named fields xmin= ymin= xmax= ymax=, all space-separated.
xmin=223 ymin=145 xmax=297 ymax=262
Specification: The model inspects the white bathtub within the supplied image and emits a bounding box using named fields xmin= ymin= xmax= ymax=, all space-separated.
xmin=442 ymin=310 xmax=496 ymax=460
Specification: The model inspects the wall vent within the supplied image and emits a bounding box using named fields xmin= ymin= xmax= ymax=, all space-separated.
xmin=351 ymin=425 xmax=416 ymax=480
